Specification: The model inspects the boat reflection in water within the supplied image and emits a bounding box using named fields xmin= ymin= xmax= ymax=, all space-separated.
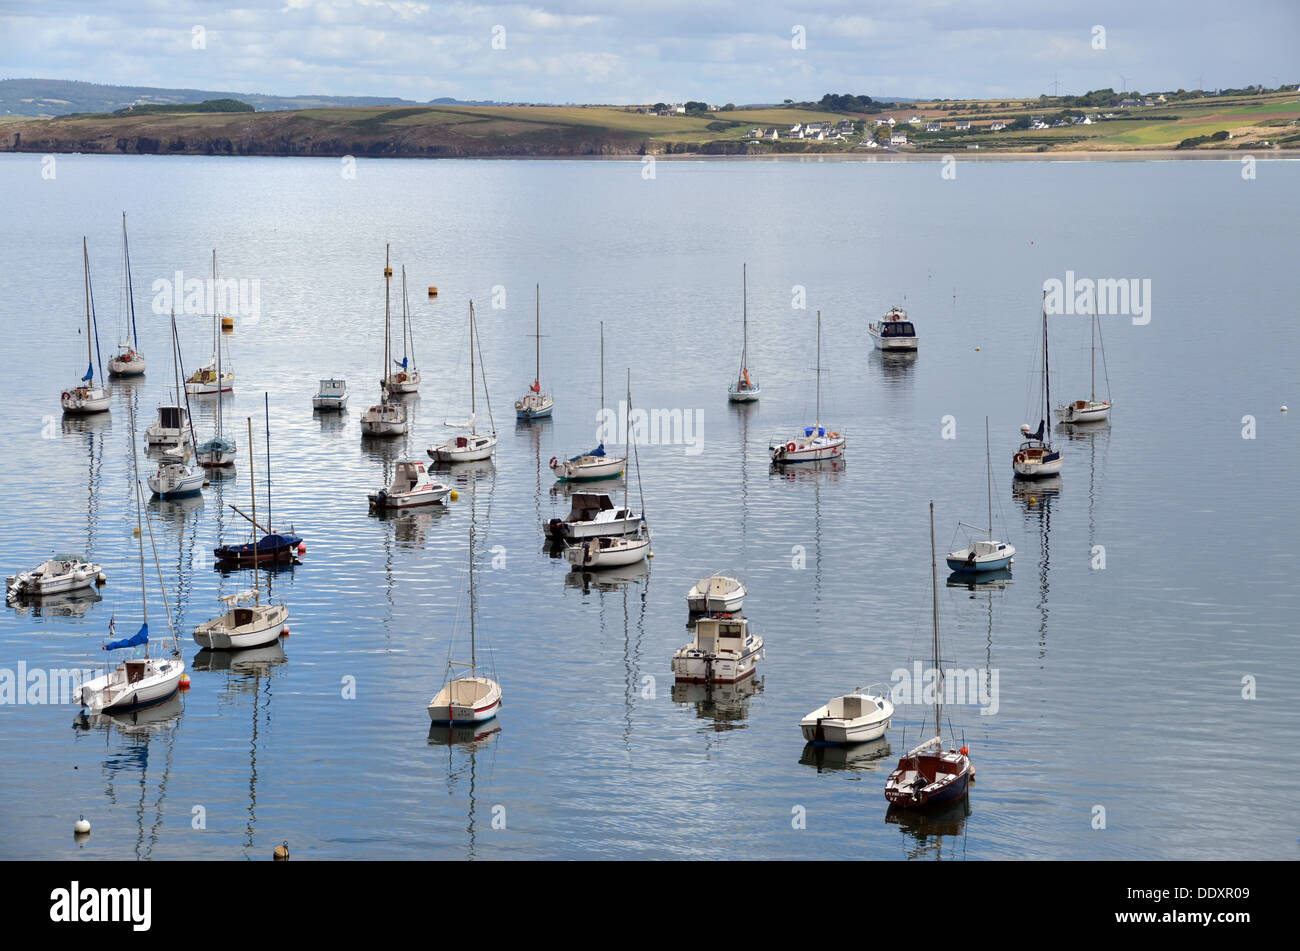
xmin=428 ymin=721 xmax=500 ymax=861
xmin=886 ymin=796 xmax=971 ymax=859
xmin=9 ymin=588 xmax=103 ymax=619
xmin=671 ymin=677 xmax=763 ymax=731
xmin=563 ymin=560 xmax=649 ymax=593
xmin=945 ymin=568 xmax=1013 ymax=592
xmin=799 ymin=735 xmax=893 ymax=773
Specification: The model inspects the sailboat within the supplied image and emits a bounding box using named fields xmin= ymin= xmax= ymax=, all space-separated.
xmin=184 ymin=251 xmax=235 ymax=395
xmin=550 ymin=321 xmax=626 ymax=481
xmin=148 ymin=313 xmax=205 ymax=499
xmin=946 ymin=417 xmax=1015 ymax=573
xmin=727 ymin=264 xmax=760 ymax=402
xmin=427 ymin=497 xmax=502 ymax=725
xmin=1013 ymin=292 xmax=1063 ymax=479
xmin=77 ymin=397 xmax=185 ymax=713
xmin=884 ymin=502 xmax=973 ymax=810
xmin=1055 ymin=292 xmax=1112 ymax=424
xmin=213 ymin=395 xmax=302 ymax=565
xmin=61 ymin=238 xmax=111 ymax=416
xmin=383 ymin=266 xmax=421 ymax=394
xmin=515 ymin=284 xmax=554 ymax=420
xmin=360 ymin=246 xmax=409 ymax=437
xmin=769 ymin=310 xmax=845 ymax=463
xmin=565 ymin=371 xmax=651 ymax=569
xmin=428 ymin=301 xmax=498 ymax=463
xmin=194 ymin=415 xmax=291 ymax=649
xmin=107 ymin=212 xmax=146 ymax=377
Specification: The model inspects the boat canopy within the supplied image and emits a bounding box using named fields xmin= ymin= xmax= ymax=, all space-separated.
xmin=198 ymin=436 xmax=236 ymax=453
xmin=804 ymin=426 xmax=825 ymax=437
xmin=105 ymin=622 xmax=147 ymax=651
xmin=569 ymin=442 xmax=606 ymax=462
xmin=565 ymin=493 xmax=615 ymax=520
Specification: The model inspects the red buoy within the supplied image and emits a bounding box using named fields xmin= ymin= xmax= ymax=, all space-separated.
xmin=298 ymin=542 xmax=306 ymax=555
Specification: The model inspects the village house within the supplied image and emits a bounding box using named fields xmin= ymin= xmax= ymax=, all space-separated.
xmin=955 ymin=119 xmax=971 ymax=131
xmin=990 ymin=120 xmax=1006 ymax=131
xmin=925 ymin=121 xmax=942 ymax=132
xmin=890 ymin=131 xmax=908 ymax=145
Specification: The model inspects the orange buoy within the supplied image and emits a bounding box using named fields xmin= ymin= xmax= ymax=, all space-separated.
xmin=273 ymin=841 xmax=289 ymax=861
xmin=428 ymin=286 xmax=438 ymax=298
xmin=179 ymin=674 xmax=191 ymax=691
xmin=960 ymin=746 xmax=969 ymax=755
xmin=281 ymin=626 xmax=290 ymax=637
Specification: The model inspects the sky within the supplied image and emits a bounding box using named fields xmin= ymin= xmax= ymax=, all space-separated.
xmin=1 ymin=0 xmax=1297 ymax=104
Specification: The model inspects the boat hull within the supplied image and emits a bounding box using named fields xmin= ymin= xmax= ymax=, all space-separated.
xmin=770 ymin=435 xmax=846 ymax=464
xmin=368 ymin=486 xmax=448 ymax=509
xmin=1013 ymin=453 xmax=1063 ymax=478
xmin=868 ymin=330 xmax=919 ymax=351
xmin=1056 ymin=400 xmax=1111 ymax=424
xmin=428 ymin=434 xmax=498 ymax=463
xmin=107 ymin=355 xmax=146 ymax=377
xmin=550 ymin=456 xmax=625 ymax=482
xmin=78 ymin=658 xmax=185 ymax=713
xmin=192 ymin=603 xmax=289 ymax=650
xmin=885 ymin=751 xmax=972 ymax=809
xmin=61 ymin=386 xmax=111 ymax=415
xmin=360 ymin=419 xmax=407 ymax=437
xmin=671 ymin=643 xmax=765 ymax=684
xmin=313 ymin=395 xmax=349 ymax=411
xmin=800 ymin=715 xmax=891 ymax=745
xmin=515 ymin=394 xmax=554 ymax=419
xmin=427 ymin=676 xmax=502 ymax=725
xmin=564 ymin=536 xmax=650 ymax=569
xmin=7 ymin=560 xmax=103 ymax=601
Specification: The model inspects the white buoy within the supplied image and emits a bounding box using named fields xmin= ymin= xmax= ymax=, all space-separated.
xmin=1282 ymin=405 xmax=1289 ymax=413
xmin=74 ymin=816 xmax=91 ymax=834
xmin=96 ymin=572 xmax=107 ymax=585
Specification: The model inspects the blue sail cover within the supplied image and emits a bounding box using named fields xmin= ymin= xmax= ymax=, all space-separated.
xmin=81 ymin=362 xmax=94 ymax=382
xmin=804 ymin=426 xmax=825 ymax=437
xmin=105 ymin=622 xmax=148 ymax=651
xmin=394 ymin=357 xmax=408 ymax=368
xmin=1031 ymin=419 xmax=1045 ymax=441
xmin=198 ymin=436 xmax=236 ymax=454
xmin=569 ymin=442 xmax=606 ymax=462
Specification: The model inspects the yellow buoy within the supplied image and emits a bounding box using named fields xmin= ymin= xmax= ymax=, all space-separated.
xmin=428 ymin=286 xmax=438 ymax=298
xmin=132 ymin=526 xmax=140 ymax=538
xmin=221 ymin=316 xmax=234 ymax=332
xmin=384 ymin=267 xmax=393 ymax=278
xmin=273 ymin=841 xmax=289 ymax=861
xmin=449 ymin=490 xmax=459 ymax=502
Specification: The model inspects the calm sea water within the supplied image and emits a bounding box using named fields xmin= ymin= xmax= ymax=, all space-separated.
xmin=1 ymin=153 xmax=1298 ymax=860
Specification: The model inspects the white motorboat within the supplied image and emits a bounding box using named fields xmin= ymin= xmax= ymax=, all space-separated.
xmin=515 ymin=284 xmax=554 ymax=420
xmin=369 ymin=459 xmax=449 ymax=510
xmin=62 ymin=238 xmax=111 ymax=416
xmin=544 ymin=492 xmax=642 ymax=541
xmin=7 ymin=555 xmax=103 ymax=603
xmin=867 ymin=305 xmax=919 ymax=351
xmin=800 ymin=684 xmax=895 ymax=745
xmin=361 ymin=246 xmax=409 ymax=438
xmin=428 ymin=300 xmax=498 ymax=463
xmin=382 ymin=266 xmax=421 ymax=394
xmin=1013 ymin=293 xmax=1063 ymax=480
xmin=1055 ymin=294 xmax=1112 ymax=424
xmin=194 ymin=417 xmax=289 ymax=650
xmin=144 ymin=406 xmax=192 ymax=449
xmin=551 ymin=322 xmax=626 ymax=481
xmin=77 ymin=395 xmax=185 ymax=715
xmin=428 ymin=495 xmax=501 ymax=726
xmin=672 ymin=613 xmax=765 ymax=684
xmin=727 ymin=264 xmax=761 ymax=402
xmin=313 ymin=378 xmax=349 ymax=411
xmin=947 ymin=418 xmax=1016 ymax=573
xmin=106 ymin=212 xmax=146 ymax=377
xmin=148 ymin=451 xmax=205 ymax=499
xmin=769 ymin=310 xmax=846 ymax=464
xmin=184 ymin=252 xmax=235 ymax=394
xmin=686 ymin=574 xmax=746 ymax=613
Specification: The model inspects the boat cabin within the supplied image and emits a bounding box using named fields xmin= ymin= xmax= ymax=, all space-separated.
xmin=563 ymin=493 xmax=616 ymax=522
xmin=693 ymin=616 xmax=747 ymax=654
xmin=125 ymin=659 xmax=147 ymax=684
xmin=317 ymin=379 xmax=346 ymax=397
xmin=391 ymin=460 xmax=428 ymax=492
xmin=156 ymin=406 xmax=187 ymax=430
xmin=829 ymin=693 xmax=885 ymax=719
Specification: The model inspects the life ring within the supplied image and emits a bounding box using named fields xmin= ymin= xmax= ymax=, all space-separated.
xmin=61 ymin=391 xmax=70 ymax=401
xmin=1014 ymin=452 xmax=1025 ymax=464
xmin=786 ymin=442 xmax=796 ymax=453
xmin=549 ymin=456 xmax=558 ymax=469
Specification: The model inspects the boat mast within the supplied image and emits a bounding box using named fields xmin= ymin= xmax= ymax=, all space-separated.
xmin=1041 ymin=292 xmax=1051 ymax=438
xmin=815 ymin=310 xmax=822 ymax=431
xmin=1090 ymin=294 xmax=1097 ymax=403
xmin=930 ymin=501 xmax=942 ymax=742
xmin=600 ymin=321 xmax=605 ymax=417
xmin=401 ymin=266 xmax=410 ymax=369
xmin=248 ymin=416 xmax=260 ymax=604
xmin=468 ymin=500 xmax=476 ymax=671
xmin=264 ymin=393 xmax=272 ymax=534
xmin=128 ymin=397 xmax=148 ymax=635
xmin=985 ymin=416 xmax=993 ymax=539
xmin=383 ymin=244 xmax=392 ymax=401
xmin=623 ymin=370 xmax=631 ymax=515
xmin=122 ymin=213 xmax=138 ymax=350
xmin=739 ymin=263 xmax=748 ymax=377
xmin=469 ymin=301 xmax=477 ymax=433
xmin=535 ymin=284 xmax=541 ymax=388
xmin=83 ymin=238 xmax=93 ymax=377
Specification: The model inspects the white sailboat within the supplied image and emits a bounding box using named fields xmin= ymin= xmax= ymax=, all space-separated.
xmin=77 ymin=398 xmax=185 ymax=713
xmin=192 ymin=416 xmax=290 ymax=650
xmin=144 ymin=311 xmax=194 ymax=452
xmin=515 ymin=284 xmax=554 ymax=420
xmin=184 ymin=251 xmax=235 ymax=395
xmin=947 ymin=417 xmax=1016 ymax=572
xmin=550 ymin=321 xmax=626 ymax=481
xmin=1013 ymin=293 xmax=1064 ymax=479
xmin=769 ymin=310 xmax=845 ymax=463
xmin=148 ymin=315 xmax=205 ymax=499
xmin=428 ymin=500 xmax=502 ymax=725
xmin=727 ymin=264 xmax=760 ymax=402
xmin=361 ymin=245 xmax=409 ymax=438
xmin=1055 ymin=292 xmax=1112 ymax=424
xmin=106 ymin=212 xmax=146 ymax=377
xmin=565 ymin=371 xmax=651 ymax=569
xmin=383 ymin=266 xmax=421 ymax=394
xmin=61 ymin=238 xmax=111 ymax=416
xmin=195 ymin=296 xmax=237 ymax=466
xmin=428 ymin=301 xmax=498 ymax=463
xmin=800 ymin=684 xmax=895 ymax=745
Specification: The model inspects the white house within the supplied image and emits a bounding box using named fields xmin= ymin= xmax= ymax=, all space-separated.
xmin=925 ymin=121 xmax=942 ymax=132
xmin=955 ymin=119 xmax=971 ymax=131
xmin=890 ymin=131 xmax=908 ymax=145
xmin=863 ymin=138 xmax=879 ymax=148
xmin=764 ymin=128 xmax=779 ymax=140
xmin=990 ymin=120 xmax=1006 ymax=131
xmin=908 ymin=115 xmax=924 ymax=125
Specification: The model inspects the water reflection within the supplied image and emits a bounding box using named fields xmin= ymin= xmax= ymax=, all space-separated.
xmin=799 ymin=736 xmax=893 ymax=773
xmin=428 ymin=722 xmax=500 ymax=861
xmin=671 ymin=676 xmax=763 ymax=731
xmin=885 ymin=797 xmax=970 ymax=859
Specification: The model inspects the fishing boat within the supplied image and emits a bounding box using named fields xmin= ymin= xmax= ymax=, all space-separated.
xmin=564 ymin=372 xmax=651 ymax=570
xmin=382 ymin=266 xmax=421 ymax=394
xmin=884 ymin=502 xmax=973 ymax=810
xmin=1055 ymin=292 xmax=1112 ymax=424
xmin=727 ymin=264 xmax=760 ymax=402
xmin=360 ymin=246 xmax=409 ymax=438
xmin=77 ymin=398 xmax=185 ymax=713
xmin=313 ymin=378 xmax=348 ymax=412
xmin=1013 ymin=293 xmax=1063 ymax=479
xmin=61 ymin=238 xmax=111 ymax=416
xmin=543 ymin=492 xmax=642 ymax=541
xmin=686 ymin=574 xmax=746 ymax=614
xmin=428 ymin=496 xmax=502 ymax=726
xmin=867 ymin=305 xmax=919 ymax=351
xmin=194 ymin=415 xmax=289 ymax=650
xmin=672 ymin=613 xmax=765 ymax=684
xmin=515 ymin=284 xmax=554 ymax=420
xmin=428 ymin=301 xmax=498 ymax=463
xmin=550 ymin=322 xmax=626 ymax=481
xmin=800 ymin=684 xmax=895 ymax=745
xmin=213 ymin=396 xmax=302 ymax=565
xmin=106 ymin=213 xmax=146 ymax=377
xmin=7 ymin=555 xmax=104 ymax=603
xmin=369 ymin=459 xmax=449 ymax=510
xmin=769 ymin=310 xmax=845 ymax=463
xmin=947 ymin=417 xmax=1016 ymax=573
xmin=184 ymin=252 xmax=235 ymax=395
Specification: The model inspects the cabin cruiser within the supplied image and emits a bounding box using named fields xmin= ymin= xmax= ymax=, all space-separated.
xmin=671 ymin=614 xmax=765 ymax=684
xmin=867 ymin=306 xmax=918 ymax=351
